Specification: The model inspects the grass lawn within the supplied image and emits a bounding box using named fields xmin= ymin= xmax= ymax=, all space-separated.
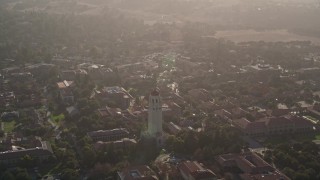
xmin=2 ymin=120 xmax=16 ymax=133
xmin=51 ymin=114 xmax=65 ymax=125
xmin=315 ymin=134 xmax=320 ymax=140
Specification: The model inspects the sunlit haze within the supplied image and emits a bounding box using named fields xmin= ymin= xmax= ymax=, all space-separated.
xmin=0 ymin=0 xmax=320 ymax=179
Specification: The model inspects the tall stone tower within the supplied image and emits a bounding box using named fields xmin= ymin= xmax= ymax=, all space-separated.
xmin=147 ymin=89 xmax=163 ymax=141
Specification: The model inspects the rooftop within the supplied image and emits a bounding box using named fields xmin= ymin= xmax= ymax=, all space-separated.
xmin=178 ymin=161 xmax=216 ymax=180
xmin=101 ymin=86 xmax=125 ymax=94
xmin=217 ymin=152 xmax=289 ymax=179
xmin=57 ymin=80 xmax=74 ymax=89
xmin=118 ymin=165 xmax=159 ymax=180
xmin=151 ymin=89 xmax=160 ymax=96
xmin=0 ymin=141 xmax=53 ymax=160
xmin=87 ymin=128 xmax=129 ymax=137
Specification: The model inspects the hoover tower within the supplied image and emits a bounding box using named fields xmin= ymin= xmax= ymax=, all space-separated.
xmin=147 ymin=89 xmax=163 ymax=143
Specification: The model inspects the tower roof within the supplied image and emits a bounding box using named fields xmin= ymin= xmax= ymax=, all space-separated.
xmin=150 ymin=89 xmax=160 ymax=96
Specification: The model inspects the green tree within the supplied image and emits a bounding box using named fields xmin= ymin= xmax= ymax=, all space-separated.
xmin=61 ymin=169 xmax=79 ymax=180
xmin=19 ymin=155 xmax=34 ymax=168
xmin=82 ymin=145 xmax=97 ymax=167
xmin=0 ymin=170 xmax=15 ymax=180
xmin=166 ymin=135 xmax=185 ymax=153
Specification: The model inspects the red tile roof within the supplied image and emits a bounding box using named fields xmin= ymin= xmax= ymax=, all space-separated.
xmin=178 ymin=161 xmax=216 ymax=180
xmin=217 ymin=152 xmax=289 ymax=180
xmin=290 ymin=116 xmax=313 ymax=127
xmin=263 ymin=117 xmax=292 ymax=127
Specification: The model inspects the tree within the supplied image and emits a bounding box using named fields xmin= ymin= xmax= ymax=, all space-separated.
xmin=0 ymin=170 xmax=14 ymax=180
xmin=165 ymin=135 xmax=185 ymax=153
xmin=15 ymin=172 xmax=32 ymax=180
xmin=61 ymin=169 xmax=79 ymax=180
xmin=1 ymin=168 xmax=32 ymax=180
xmin=282 ymin=167 xmax=295 ymax=179
xmin=87 ymin=163 xmax=112 ymax=180
xmin=19 ymin=155 xmax=34 ymax=168
xmin=82 ymin=145 xmax=97 ymax=167
xmin=294 ymin=172 xmax=309 ymax=180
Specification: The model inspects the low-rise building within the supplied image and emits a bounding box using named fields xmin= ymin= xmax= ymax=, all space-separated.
xmin=0 ymin=91 xmax=16 ymax=108
xmin=94 ymin=86 xmax=132 ymax=110
xmin=77 ymin=63 xmax=116 ymax=81
xmin=178 ymin=161 xmax=217 ymax=180
xmin=117 ymin=165 xmax=159 ymax=180
xmin=233 ymin=116 xmax=314 ymax=136
xmin=168 ymin=122 xmax=182 ymax=135
xmin=97 ymin=106 xmax=122 ymax=119
xmin=94 ymin=138 xmax=137 ymax=151
xmin=60 ymin=69 xmax=88 ymax=81
xmin=307 ymin=104 xmax=320 ymax=119
xmin=0 ymin=141 xmax=54 ymax=166
xmin=163 ymin=102 xmax=182 ymax=119
xmin=57 ymin=80 xmax=74 ymax=104
xmin=217 ymin=152 xmax=289 ymax=180
xmin=66 ymin=106 xmax=79 ymax=117
xmin=87 ymin=128 xmax=130 ymax=142
xmin=1 ymin=111 xmax=19 ymax=121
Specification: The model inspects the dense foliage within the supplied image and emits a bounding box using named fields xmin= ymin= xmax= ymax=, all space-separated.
xmin=265 ymin=141 xmax=320 ymax=180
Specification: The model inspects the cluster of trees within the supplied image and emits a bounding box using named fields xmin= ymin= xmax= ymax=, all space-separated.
xmin=0 ymin=8 xmax=188 ymax=64
xmin=71 ymin=135 xmax=140 ymax=179
xmin=166 ymin=124 xmax=245 ymax=162
xmin=51 ymin=139 xmax=80 ymax=179
xmin=264 ymin=141 xmax=320 ymax=180
xmin=0 ymin=168 xmax=32 ymax=180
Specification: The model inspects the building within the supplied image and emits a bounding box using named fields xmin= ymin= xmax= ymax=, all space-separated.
xmin=233 ymin=116 xmax=314 ymax=136
xmin=307 ymin=104 xmax=320 ymax=119
xmin=217 ymin=152 xmax=289 ymax=180
xmin=94 ymin=138 xmax=137 ymax=151
xmin=9 ymin=72 xmax=33 ymax=81
xmin=266 ymin=109 xmax=291 ymax=117
xmin=168 ymin=122 xmax=182 ymax=135
xmin=178 ymin=161 xmax=217 ymax=180
xmin=148 ymin=89 xmax=163 ymax=146
xmin=87 ymin=128 xmax=130 ymax=142
xmin=117 ymin=165 xmax=159 ymax=180
xmin=1 ymin=111 xmax=19 ymax=121
xmin=97 ymin=106 xmax=122 ymax=119
xmin=0 ymin=141 xmax=54 ymax=166
xmin=59 ymin=70 xmax=77 ymax=80
xmin=229 ymin=107 xmax=250 ymax=119
xmin=0 ymin=91 xmax=15 ymax=109
xmin=233 ymin=118 xmax=266 ymax=136
xmin=163 ymin=102 xmax=182 ymax=119
xmin=77 ymin=63 xmax=116 ymax=81
xmin=56 ymin=80 xmax=74 ymax=104
xmin=66 ymin=106 xmax=79 ymax=117
xmin=94 ymin=86 xmax=132 ymax=110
